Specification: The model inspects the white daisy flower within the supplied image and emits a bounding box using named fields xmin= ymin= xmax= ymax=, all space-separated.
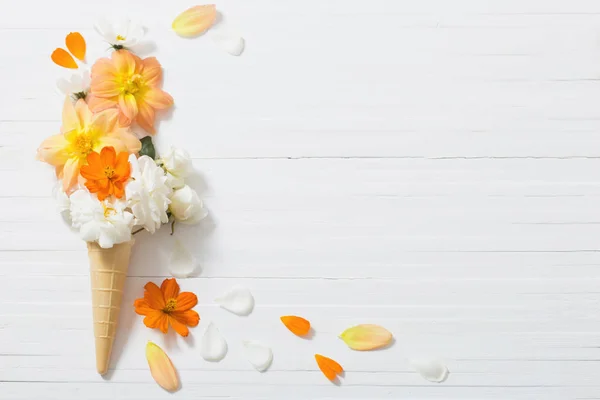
xmin=94 ymin=18 xmax=145 ymax=49
xmin=56 ymin=69 xmax=90 ymax=100
xmin=69 ymin=189 xmax=134 ymax=248
xmin=126 ymin=154 xmax=172 ymax=234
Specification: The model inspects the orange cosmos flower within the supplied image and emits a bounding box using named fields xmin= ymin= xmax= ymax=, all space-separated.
xmin=134 ymin=278 xmax=199 ymax=337
xmin=36 ymin=98 xmax=141 ymax=193
xmin=80 ymin=146 xmax=131 ymax=200
xmin=88 ymin=50 xmax=173 ymax=134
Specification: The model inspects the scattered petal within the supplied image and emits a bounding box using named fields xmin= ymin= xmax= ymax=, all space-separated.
xmin=242 ymin=340 xmax=273 ymax=372
xmin=215 ymin=285 xmax=254 ymax=316
xmin=211 ymin=34 xmax=244 ymax=56
xmin=65 ymin=32 xmax=86 ymax=61
xmin=146 ymin=341 xmax=179 ymax=392
xmin=409 ymin=359 xmax=449 ymax=383
xmin=280 ymin=316 xmax=311 ymax=336
xmin=51 ymin=48 xmax=78 ymax=69
xmin=172 ymin=5 xmax=217 ymax=38
xmin=315 ymin=354 xmax=343 ymax=381
xmin=339 ymin=324 xmax=393 ymax=351
xmin=169 ymin=238 xmax=199 ymax=278
xmin=200 ymin=322 xmax=228 ymax=361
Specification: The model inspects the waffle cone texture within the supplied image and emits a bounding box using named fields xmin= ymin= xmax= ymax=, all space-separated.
xmin=87 ymin=240 xmax=134 ymax=375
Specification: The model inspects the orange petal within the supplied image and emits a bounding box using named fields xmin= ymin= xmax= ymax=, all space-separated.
xmin=146 ymin=342 xmax=179 ymax=392
xmin=339 ymin=324 xmax=393 ymax=351
xmin=172 ymin=5 xmax=217 ymax=38
xmin=112 ymin=49 xmax=136 ymax=76
xmin=100 ymin=146 xmax=116 ymax=166
xmin=143 ymin=310 xmax=168 ymax=332
xmin=140 ymin=57 xmax=163 ymax=87
xmin=51 ymin=48 xmax=77 ymax=69
xmin=161 ymin=278 xmax=180 ymax=300
xmin=136 ymin=101 xmax=156 ymax=134
xmin=171 ymin=310 xmax=200 ymax=327
xmin=119 ymin=93 xmax=138 ymax=123
xmin=174 ymin=292 xmax=197 ymax=311
xmin=134 ymin=298 xmax=153 ymax=316
xmin=144 ymin=282 xmax=166 ymax=309
xmin=65 ymin=32 xmax=86 ymax=61
xmin=315 ymin=354 xmax=343 ymax=381
xmin=280 ymin=316 xmax=311 ymax=336
xmin=168 ymin=315 xmax=190 ymax=337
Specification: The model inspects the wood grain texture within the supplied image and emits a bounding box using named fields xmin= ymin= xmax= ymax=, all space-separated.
xmin=2 ymin=0 xmax=600 ymax=398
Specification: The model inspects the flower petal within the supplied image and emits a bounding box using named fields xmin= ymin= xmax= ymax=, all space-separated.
xmin=171 ymin=309 xmax=200 ymax=327
xmin=161 ymin=278 xmax=180 ymax=300
xmin=62 ymin=158 xmax=80 ymax=193
xmin=65 ymin=32 xmax=86 ymax=61
xmin=172 ymin=5 xmax=217 ymax=38
xmin=169 ymin=239 xmax=199 ymax=278
xmin=242 ymin=341 xmax=273 ymax=372
xmin=87 ymin=94 xmax=118 ymax=113
xmin=36 ymin=133 xmax=69 ymax=165
xmin=144 ymin=282 xmax=166 ymax=309
xmin=112 ymin=49 xmax=136 ymax=76
xmin=409 ymin=359 xmax=449 ymax=383
xmin=144 ymin=88 xmax=173 ymax=110
xmin=211 ymin=33 xmax=244 ymax=56
xmin=51 ymin=48 xmax=77 ymax=69
xmin=214 ymin=285 xmax=254 ymax=316
xmin=62 ymin=96 xmax=80 ymax=133
xmin=140 ymin=57 xmax=163 ymax=87
xmin=119 ymin=93 xmax=138 ymax=123
xmin=280 ymin=316 xmax=311 ymax=336
xmin=146 ymin=341 xmax=179 ymax=392
xmin=200 ymin=322 xmax=228 ymax=361
xmin=339 ymin=324 xmax=393 ymax=351
xmin=315 ymin=354 xmax=343 ymax=381
xmin=143 ymin=311 xmax=168 ymax=333
xmin=133 ymin=298 xmax=153 ymax=315
xmin=136 ymin=101 xmax=156 ymax=134
xmin=168 ymin=315 xmax=190 ymax=337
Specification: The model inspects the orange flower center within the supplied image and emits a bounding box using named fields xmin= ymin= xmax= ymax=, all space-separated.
xmin=163 ymin=298 xmax=177 ymax=313
xmin=123 ymin=74 xmax=144 ymax=95
xmin=103 ymin=166 xmax=115 ymax=179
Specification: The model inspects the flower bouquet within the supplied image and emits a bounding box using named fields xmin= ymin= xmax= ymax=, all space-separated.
xmin=38 ymin=28 xmax=206 ymax=375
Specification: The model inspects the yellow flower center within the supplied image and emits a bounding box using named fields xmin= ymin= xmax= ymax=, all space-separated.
xmin=103 ymin=204 xmax=116 ymax=218
xmin=123 ymin=74 xmax=144 ymax=95
xmin=163 ymin=298 xmax=177 ymax=313
xmin=71 ymin=132 xmax=95 ymax=158
xmin=104 ymin=166 xmax=115 ymax=179
xmin=116 ymin=34 xmax=126 ymax=41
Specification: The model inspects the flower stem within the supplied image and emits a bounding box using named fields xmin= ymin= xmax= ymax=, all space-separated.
xmin=132 ymin=227 xmax=144 ymax=235
xmin=170 ymin=220 xmax=176 ymax=235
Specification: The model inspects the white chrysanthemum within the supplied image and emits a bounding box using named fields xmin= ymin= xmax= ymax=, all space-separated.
xmin=126 ymin=154 xmax=172 ymax=233
xmin=69 ymin=189 xmax=134 ymax=248
xmin=160 ymin=146 xmax=193 ymax=189
xmin=94 ymin=18 xmax=144 ymax=48
xmin=52 ymin=182 xmax=73 ymax=227
xmin=56 ymin=69 xmax=90 ymax=99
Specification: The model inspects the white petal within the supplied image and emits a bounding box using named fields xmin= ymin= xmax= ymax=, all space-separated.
xmin=242 ymin=341 xmax=272 ymax=372
xmin=214 ymin=285 xmax=254 ymax=316
xmin=94 ymin=17 xmax=114 ymax=40
xmin=56 ymin=78 xmax=71 ymax=96
xmin=212 ymin=34 xmax=245 ymax=56
xmin=200 ymin=322 xmax=228 ymax=361
xmin=409 ymin=359 xmax=449 ymax=383
xmin=169 ymin=239 xmax=199 ymax=278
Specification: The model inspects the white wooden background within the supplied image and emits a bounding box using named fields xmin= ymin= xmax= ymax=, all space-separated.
xmin=2 ymin=0 xmax=600 ymax=398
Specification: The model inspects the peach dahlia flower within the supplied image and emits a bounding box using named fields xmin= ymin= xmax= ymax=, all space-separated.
xmin=37 ymin=98 xmax=141 ymax=193
xmin=88 ymin=50 xmax=173 ymax=134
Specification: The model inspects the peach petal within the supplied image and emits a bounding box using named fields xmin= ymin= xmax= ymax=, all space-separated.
xmin=119 ymin=94 xmax=138 ymax=123
xmin=145 ymin=88 xmax=173 ymax=109
xmin=146 ymin=342 xmax=179 ymax=392
xmin=87 ymin=94 xmax=118 ymax=113
xmin=62 ymin=158 xmax=81 ymax=193
xmin=112 ymin=49 xmax=135 ymax=76
xmin=141 ymin=57 xmax=163 ymax=87
xmin=136 ymin=101 xmax=156 ymax=134
xmin=339 ymin=324 xmax=393 ymax=351
xmin=90 ymin=79 xmax=121 ymax=98
xmin=91 ymin=57 xmax=116 ymax=77
xmin=37 ymin=133 xmax=69 ymax=165
xmin=74 ymin=99 xmax=93 ymax=127
xmin=172 ymin=5 xmax=217 ymax=38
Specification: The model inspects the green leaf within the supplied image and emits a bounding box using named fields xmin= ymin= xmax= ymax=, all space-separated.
xmin=139 ymin=136 xmax=156 ymax=159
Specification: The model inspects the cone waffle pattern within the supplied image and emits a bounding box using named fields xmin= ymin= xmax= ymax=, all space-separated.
xmin=87 ymin=240 xmax=133 ymax=375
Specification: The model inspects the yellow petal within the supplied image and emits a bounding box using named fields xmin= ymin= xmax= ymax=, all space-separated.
xmin=146 ymin=341 xmax=179 ymax=392
xmin=172 ymin=5 xmax=217 ymax=38
xmin=339 ymin=324 xmax=393 ymax=351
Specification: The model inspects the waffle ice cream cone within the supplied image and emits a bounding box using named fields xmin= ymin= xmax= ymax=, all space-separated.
xmin=87 ymin=240 xmax=134 ymax=375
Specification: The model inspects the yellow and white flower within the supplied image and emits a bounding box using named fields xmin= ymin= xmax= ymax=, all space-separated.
xmin=94 ymin=18 xmax=145 ymax=48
